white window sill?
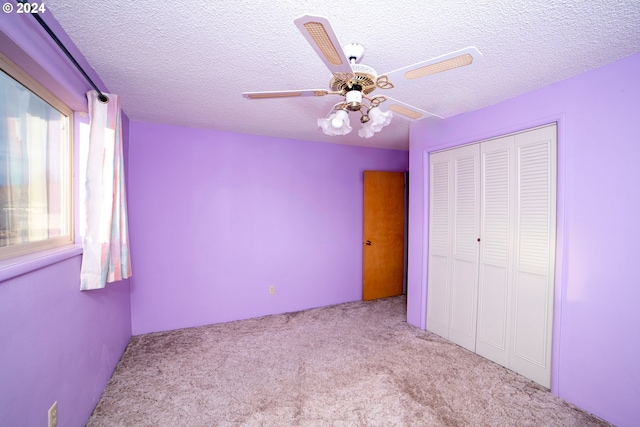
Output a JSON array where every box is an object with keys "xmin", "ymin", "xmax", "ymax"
[{"xmin": 0, "ymin": 244, "xmax": 83, "ymax": 283}]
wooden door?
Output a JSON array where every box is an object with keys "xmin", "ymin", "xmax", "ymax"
[{"xmin": 362, "ymin": 171, "xmax": 405, "ymax": 301}]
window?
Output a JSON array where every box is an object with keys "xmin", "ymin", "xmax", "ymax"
[{"xmin": 0, "ymin": 54, "xmax": 73, "ymax": 260}]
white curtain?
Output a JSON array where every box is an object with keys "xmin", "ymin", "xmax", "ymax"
[{"xmin": 80, "ymin": 91, "xmax": 131, "ymax": 290}]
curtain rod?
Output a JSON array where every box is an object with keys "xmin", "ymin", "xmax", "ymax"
[{"xmin": 18, "ymin": 0, "xmax": 109, "ymax": 103}]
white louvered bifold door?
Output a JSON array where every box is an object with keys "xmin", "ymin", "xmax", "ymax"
[
  {"xmin": 427, "ymin": 144, "xmax": 480, "ymax": 352},
  {"xmin": 427, "ymin": 124, "xmax": 556, "ymax": 388},
  {"xmin": 509, "ymin": 125, "xmax": 557, "ymax": 388},
  {"xmin": 476, "ymin": 135, "xmax": 515, "ymax": 367},
  {"xmin": 427, "ymin": 150, "xmax": 454, "ymax": 339},
  {"xmin": 448, "ymin": 147, "xmax": 480, "ymax": 351},
  {"xmin": 476, "ymin": 124, "xmax": 556, "ymax": 387}
]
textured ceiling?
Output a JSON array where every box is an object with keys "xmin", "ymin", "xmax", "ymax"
[{"xmin": 45, "ymin": 0, "xmax": 640, "ymax": 150}]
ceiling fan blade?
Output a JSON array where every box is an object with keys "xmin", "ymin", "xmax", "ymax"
[
  {"xmin": 294, "ymin": 15, "xmax": 353, "ymax": 79},
  {"xmin": 242, "ymin": 89, "xmax": 330, "ymax": 99},
  {"xmin": 379, "ymin": 47, "xmax": 482, "ymax": 87},
  {"xmin": 382, "ymin": 96, "xmax": 442, "ymax": 122}
]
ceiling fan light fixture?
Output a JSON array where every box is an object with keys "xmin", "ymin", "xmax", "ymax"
[
  {"xmin": 368, "ymin": 107, "xmax": 393, "ymax": 130},
  {"xmin": 357, "ymin": 107, "xmax": 393, "ymax": 138},
  {"xmin": 318, "ymin": 109, "xmax": 352, "ymax": 136},
  {"xmin": 247, "ymin": 17, "xmax": 482, "ymax": 140},
  {"xmin": 358, "ymin": 123, "xmax": 376, "ymax": 139},
  {"xmin": 331, "ymin": 109, "xmax": 349, "ymax": 128}
]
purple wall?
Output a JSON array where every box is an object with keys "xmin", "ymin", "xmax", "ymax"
[
  {"xmin": 407, "ymin": 53, "xmax": 640, "ymax": 426},
  {"xmin": 1, "ymin": 8, "xmax": 132, "ymax": 427},
  {"xmin": 0, "ymin": 259, "xmax": 131, "ymax": 427},
  {"xmin": 128, "ymin": 122, "xmax": 408, "ymax": 335}
]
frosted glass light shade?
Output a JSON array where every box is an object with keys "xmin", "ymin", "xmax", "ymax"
[
  {"xmin": 369, "ymin": 107, "xmax": 393, "ymax": 131},
  {"xmin": 358, "ymin": 123, "xmax": 376, "ymax": 138},
  {"xmin": 318, "ymin": 110, "xmax": 352, "ymax": 136},
  {"xmin": 358, "ymin": 107, "xmax": 393, "ymax": 138}
]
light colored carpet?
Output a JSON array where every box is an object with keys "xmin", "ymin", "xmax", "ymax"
[{"xmin": 87, "ymin": 296, "xmax": 610, "ymax": 426}]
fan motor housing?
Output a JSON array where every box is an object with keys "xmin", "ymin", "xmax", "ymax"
[{"xmin": 330, "ymin": 63, "xmax": 378, "ymax": 95}]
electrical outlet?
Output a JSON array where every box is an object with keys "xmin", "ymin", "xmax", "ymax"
[
  {"xmin": 48, "ymin": 401, "xmax": 58, "ymax": 427},
  {"xmin": 269, "ymin": 285, "xmax": 275, "ymax": 295}
]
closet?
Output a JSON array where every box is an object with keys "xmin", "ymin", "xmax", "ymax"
[{"xmin": 426, "ymin": 124, "xmax": 557, "ymax": 388}]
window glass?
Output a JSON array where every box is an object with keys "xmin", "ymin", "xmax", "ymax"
[{"xmin": 0, "ymin": 58, "xmax": 73, "ymax": 260}]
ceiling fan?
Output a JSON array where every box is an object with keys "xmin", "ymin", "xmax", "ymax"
[{"xmin": 242, "ymin": 15, "xmax": 482, "ymax": 138}]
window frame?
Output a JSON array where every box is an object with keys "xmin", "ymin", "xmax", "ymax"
[{"xmin": 0, "ymin": 52, "xmax": 75, "ymax": 261}]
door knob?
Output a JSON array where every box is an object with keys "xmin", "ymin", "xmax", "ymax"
[{"xmin": 365, "ymin": 240, "xmax": 372, "ymax": 245}]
